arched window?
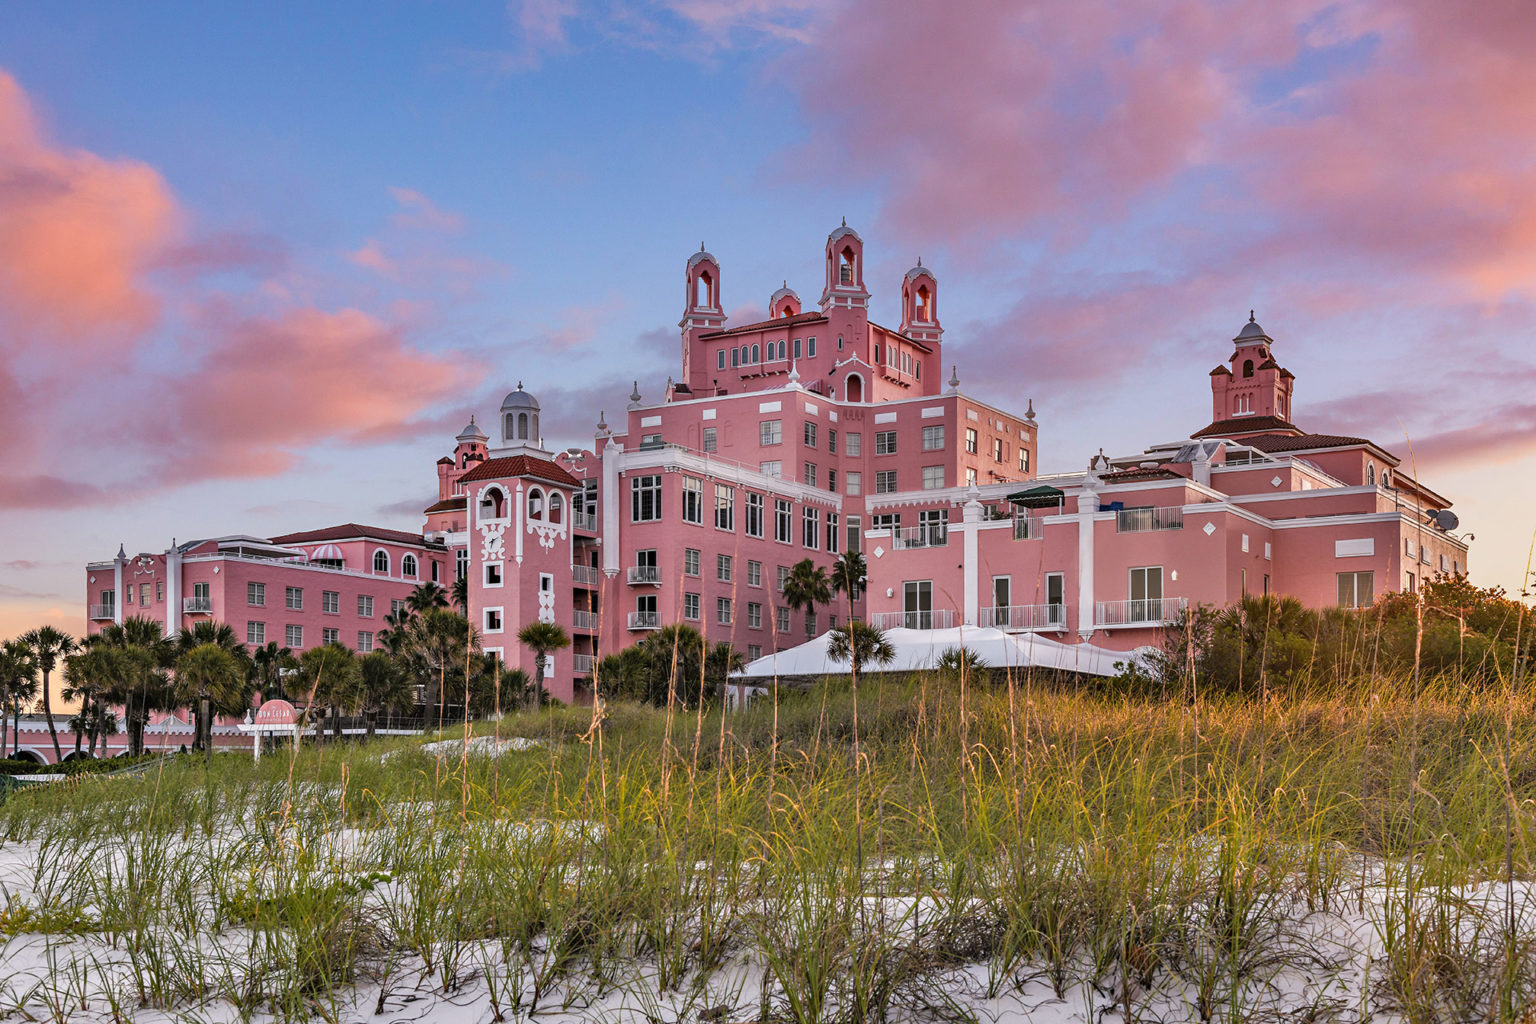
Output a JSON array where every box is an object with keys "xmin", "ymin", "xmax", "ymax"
[
  {"xmin": 1382, "ymin": 470, "xmax": 1390, "ymax": 488},
  {"xmin": 402, "ymin": 554, "xmax": 418, "ymax": 578},
  {"xmin": 528, "ymin": 487, "xmax": 545, "ymax": 520},
  {"xmin": 479, "ymin": 486, "xmax": 506, "ymax": 521},
  {"xmin": 731, "ymin": 348, "xmax": 739, "ymax": 368},
  {"xmin": 846, "ymin": 373, "xmax": 864, "ymax": 403},
  {"xmin": 752, "ymin": 344, "xmax": 760, "ymax": 363},
  {"xmin": 517, "ymin": 412, "xmax": 529, "ymax": 439},
  {"xmin": 504, "ymin": 413, "xmax": 515, "ymax": 439},
  {"xmin": 1366, "ymin": 464, "xmax": 1376, "ymax": 486},
  {"xmin": 694, "ymin": 270, "xmax": 712, "ymax": 308},
  {"xmin": 373, "ymin": 550, "xmax": 390, "ymax": 574},
  {"xmin": 1242, "ymin": 359, "xmax": 1254, "ymax": 378},
  {"xmin": 916, "ymin": 285, "xmax": 931, "ymax": 321},
  {"xmin": 839, "ymin": 246, "xmax": 855, "ymax": 285},
  {"xmin": 549, "ymin": 492, "xmax": 564, "ymax": 524}
]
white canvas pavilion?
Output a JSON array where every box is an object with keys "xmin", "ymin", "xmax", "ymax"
[{"xmin": 733, "ymin": 626, "xmax": 1147, "ymax": 681}]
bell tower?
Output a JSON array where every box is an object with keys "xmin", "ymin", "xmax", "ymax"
[
  {"xmin": 899, "ymin": 258, "xmax": 941, "ymax": 344},
  {"xmin": 1209, "ymin": 313, "xmax": 1297, "ymax": 428},
  {"xmin": 681, "ymin": 244, "xmax": 725, "ymax": 392},
  {"xmin": 820, "ymin": 219, "xmax": 869, "ymax": 311}
]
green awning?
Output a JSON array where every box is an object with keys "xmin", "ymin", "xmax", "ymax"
[{"xmin": 1006, "ymin": 484, "xmax": 1064, "ymax": 509}]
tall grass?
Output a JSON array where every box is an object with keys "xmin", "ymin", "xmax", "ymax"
[{"xmin": 0, "ymin": 662, "xmax": 1532, "ymax": 1021}]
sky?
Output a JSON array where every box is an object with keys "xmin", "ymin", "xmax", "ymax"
[{"xmin": 2, "ymin": 0, "xmax": 1534, "ymax": 639}]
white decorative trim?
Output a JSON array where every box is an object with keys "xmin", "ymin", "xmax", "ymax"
[
  {"xmin": 874, "ymin": 412, "xmax": 897, "ymax": 424},
  {"xmin": 758, "ymin": 401, "xmax": 782, "ymax": 413},
  {"xmin": 921, "ymin": 406, "xmax": 944, "ymax": 419}
]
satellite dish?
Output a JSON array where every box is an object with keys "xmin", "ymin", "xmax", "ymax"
[{"xmin": 1434, "ymin": 509, "xmax": 1459, "ymax": 532}]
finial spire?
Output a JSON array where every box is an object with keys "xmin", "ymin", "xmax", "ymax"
[
  {"xmin": 841, "ymin": 216, "xmax": 846, "ymax": 227},
  {"xmin": 1025, "ymin": 398, "xmax": 1036, "ymax": 422},
  {"xmin": 1249, "ymin": 310, "xmax": 1255, "ymax": 323},
  {"xmin": 517, "ymin": 380, "xmax": 523, "ymax": 391},
  {"xmin": 947, "ymin": 364, "xmax": 960, "ymax": 392},
  {"xmin": 916, "ymin": 255, "xmax": 922, "ymax": 267}
]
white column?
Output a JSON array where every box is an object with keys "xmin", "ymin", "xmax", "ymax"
[
  {"xmin": 1077, "ymin": 489, "xmax": 1099, "ymax": 638},
  {"xmin": 164, "ymin": 543, "xmax": 180, "ymax": 638},
  {"xmin": 514, "ymin": 482, "xmax": 525, "ymax": 566},
  {"xmin": 961, "ymin": 498, "xmax": 981, "ymax": 626},
  {"xmin": 601, "ymin": 440, "xmax": 622, "ymax": 574},
  {"xmin": 113, "ymin": 558, "xmax": 125, "ymax": 625}
]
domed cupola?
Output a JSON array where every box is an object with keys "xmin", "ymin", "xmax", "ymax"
[
  {"xmin": 456, "ymin": 415, "xmax": 489, "ymax": 445},
  {"xmin": 1233, "ymin": 311, "xmax": 1272, "ymax": 348},
  {"xmin": 821, "ymin": 218, "xmax": 870, "ymax": 310},
  {"xmin": 899, "ymin": 257, "xmax": 941, "ymax": 342},
  {"xmin": 770, "ymin": 281, "xmax": 801, "ymax": 318},
  {"xmin": 500, "ymin": 383, "xmax": 542, "ymax": 448}
]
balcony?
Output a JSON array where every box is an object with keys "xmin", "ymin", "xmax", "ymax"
[
  {"xmin": 88, "ymin": 604, "xmax": 116, "ymax": 621},
  {"xmin": 573, "ymin": 511, "xmax": 598, "ymax": 532},
  {"xmin": 627, "ymin": 566, "xmax": 662, "ymax": 585},
  {"xmin": 1013, "ymin": 515, "xmax": 1042, "ymax": 541},
  {"xmin": 870, "ymin": 609, "xmax": 956, "ymax": 631},
  {"xmin": 571, "ymin": 564, "xmax": 602, "ymax": 586},
  {"xmin": 183, "ymin": 597, "xmax": 213, "ymax": 614},
  {"xmin": 1094, "ymin": 597, "xmax": 1187, "ymax": 628},
  {"xmin": 627, "ymin": 611, "xmax": 660, "ymax": 630},
  {"xmin": 572, "ymin": 610, "xmax": 597, "ymax": 630},
  {"xmin": 891, "ymin": 524, "xmax": 948, "ymax": 550},
  {"xmin": 1116, "ymin": 506, "xmax": 1184, "ymax": 533},
  {"xmin": 980, "ymin": 603, "xmax": 1067, "ymax": 631},
  {"xmin": 571, "ymin": 653, "xmax": 596, "ymax": 675}
]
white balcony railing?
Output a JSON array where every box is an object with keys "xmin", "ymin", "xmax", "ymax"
[
  {"xmin": 572, "ymin": 610, "xmax": 597, "ymax": 630},
  {"xmin": 571, "ymin": 653, "xmax": 595, "ymax": 674},
  {"xmin": 870, "ymin": 608, "xmax": 956, "ymax": 631},
  {"xmin": 1094, "ymin": 597, "xmax": 1187, "ymax": 627},
  {"xmin": 1116, "ymin": 506, "xmax": 1184, "ymax": 533},
  {"xmin": 627, "ymin": 566, "xmax": 662, "ymax": 585},
  {"xmin": 1013, "ymin": 515, "xmax": 1042, "ymax": 540},
  {"xmin": 183, "ymin": 597, "xmax": 213, "ymax": 614},
  {"xmin": 628, "ymin": 611, "xmax": 661, "ymax": 630},
  {"xmin": 88, "ymin": 604, "xmax": 116, "ymax": 620},
  {"xmin": 891, "ymin": 524, "xmax": 949, "ymax": 550},
  {"xmin": 571, "ymin": 564, "xmax": 602, "ymax": 586},
  {"xmin": 573, "ymin": 511, "xmax": 598, "ymax": 532},
  {"xmin": 979, "ymin": 603, "xmax": 1067, "ymax": 631}
]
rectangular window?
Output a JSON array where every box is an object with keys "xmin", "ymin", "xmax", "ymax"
[
  {"xmin": 746, "ymin": 493, "xmax": 765, "ymax": 537},
  {"xmin": 632, "ymin": 474, "xmax": 662, "ymax": 522},
  {"xmin": 807, "ymin": 337, "xmax": 816, "ymax": 357},
  {"xmin": 805, "ymin": 611, "xmax": 817, "ymax": 636},
  {"xmin": 1046, "ymin": 573, "xmax": 1065, "ymax": 626},
  {"xmin": 682, "ymin": 476, "xmax": 704, "ymax": 524},
  {"xmin": 285, "ymin": 586, "xmax": 303, "ymax": 611},
  {"xmin": 966, "ymin": 467, "xmax": 978, "ymax": 486},
  {"xmin": 845, "ymin": 515, "xmax": 861, "ymax": 553},
  {"xmin": 432, "ymin": 559, "xmax": 440, "ymax": 583},
  {"xmin": 794, "ymin": 337, "xmax": 802, "ymax": 359},
  {"xmin": 124, "ymin": 585, "xmax": 132, "ymax": 606},
  {"xmin": 714, "ymin": 483, "xmax": 735, "ymax": 530},
  {"xmin": 804, "ymin": 421, "xmax": 818, "ymax": 448},
  {"xmin": 876, "ymin": 470, "xmax": 898, "ymax": 493},
  {"xmin": 717, "ymin": 554, "xmax": 733, "ymax": 582},
  {"xmin": 684, "ymin": 593, "xmax": 700, "ymax": 621},
  {"xmin": 1338, "ymin": 571, "xmax": 1374, "ymax": 609},
  {"xmin": 777, "ymin": 606, "xmax": 791, "ymax": 633},
  {"xmin": 156, "ymin": 581, "xmax": 164, "ymax": 602},
  {"xmin": 456, "ymin": 548, "xmax": 468, "ymax": 580},
  {"xmin": 747, "ymin": 560, "xmax": 762, "ymax": 587},
  {"xmin": 748, "ymin": 644, "xmax": 762, "ymax": 661},
  {"xmin": 802, "ymin": 506, "xmax": 820, "ymax": 549},
  {"xmin": 845, "ymin": 432, "xmax": 862, "ymax": 456},
  {"xmin": 322, "ymin": 627, "xmax": 340, "ymax": 646},
  {"xmin": 775, "ymin": 500, "xmax": 793, "ymax": 543},
  {"xmin": 1129, "ymin": 567, "xmax": 1165, "ymax": 622},
  {"xmin": 804, "ymin": 462, "xmax": 818, "ymax": 487},
  {"xmin": 828, "ymin": 429, "xmax": 837, "ymax": 454},
  {"xmin": 358, "ymin": 595, "xmax": 374, "ymax": 617},
  {"xmin": 684, "ymin": 548, "xmax": 700, "ymax": 576},
  {"xmin": 702, "ymin": 426, "xmax": 717, "ymax": 452},
  {"xmin": 392, "ymin": 599, "xmax": 406, "ymax": 615},
  {"xmin": 777, "ymin": 565, "xmax": 790, "ymax": 592},
  {"xmin": 641, "ymin": 433, "xmax": 663, "ymax": 450},
  {"xmin": 484, "ymin": 609, "xmax": 502, "ymax": 632},
  {"xmin": 827, "ymin": 469, "xmax": 837, "ymax": 492},
  {"xmin": 826, "ymin": 512, "xmax": 840, "ymax": 553},
  {"xmin": 993, "ymin": 438, "xmax": 1005, "ymax": 462},
  {"xmin": 140, "ymin": 583, "xmax": 151, "ymax": 606},
  {"xmin": 718, "ymin": 349, "xmax": 726, "ymax": 370},
  {"xmin": 194, "ymin": 581, "xmax": 209, "ymax": 603},
  {"xmin": 248, "ymin": 582, "xmax": 266, "ymax": 607},
  {"xmin": 922, "ymin": 465, "xmax": 944, "ymax": 489},
  {"xmin": 922, "ymin": 425, "xmax": 945, "ymax": 450},
  {"xmin": 1018, "ymin": 448, "xmax": 1029, "ymax": 473},
  {"xmin": 872, "ymin": 513, "xmax": 901, "ymax": 530},
  {"xmin": 732, "ymin": 347, "xmax": 739, "ymax": 367},
  {"xmin": 286, "ymin": 624, "xmax": 303, "ymax": 648},
  {"xmin": 246, "ymin": 621, "xmax": 265, "ymax": 645},
  {"xmin": 322, "ymin": 590, "xmax": 339, "ymax": 614},
  {"xmin": 875, "ymin": 430, "xmax": 897, "ymax": 455},
  {"xmin": 357, "ymin": 631, "xmax": 374, "ymax": 652},
  {"xmin": 717, "ymin": 597, "xmax": 733, "ymax": 625},
  {"xmin": 760, "ymin": 419, "xmax": 782, "ymax": 446},
  {"xmin": 903, "ymin": 580, "xmax": 933, "ymax": 629},
  {"xmin": 760, "ymin": 460, "xmax": 782, "ymax": 477},
  {"xmin": 485, "ymin": 562, "xmax": 502, "ymax": 586},
  {"xmin": 846, "ymin": 472, "xmax": 862, "ymax": 495}
]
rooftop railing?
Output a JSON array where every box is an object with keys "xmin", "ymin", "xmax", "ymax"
[
  {"xmin": 891, "ymin": 524, "xmax": 949, "ymax": 550},
  {"xmin": 1013, "ymin": 515, "xmax": 1042, "ymax": 540},
  {"xmin": 1116, "ymin": 506, "xmax": 1184, "ymax": 533}
]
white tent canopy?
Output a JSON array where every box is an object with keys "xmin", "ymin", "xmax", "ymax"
[{"xmin": 733, "ymin": 627, "xmax": 1147, "ymax": 680}]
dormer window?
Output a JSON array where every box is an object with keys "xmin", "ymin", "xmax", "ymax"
[{"xmin": 1242, "ymin": 359, "xmax": 1254, "ymax": 378}]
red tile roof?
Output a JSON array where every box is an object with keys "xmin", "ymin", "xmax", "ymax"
[
  {"xmin": 457, "ymin": 454, "xmax": 579, "ymax": 487},
  {"xmin": 423, "ymin": 496, "xmax": 467, "ymax": 514},
  {"xmin": 699, "ymin": 311, "xmax": 828, "ymax": 338},
  {"xmin": 1100, "ymin": 467, "xmax": 1183, "ymax": 482},
  {"xmin": 1240, "ymin": 432, "xmax": 1381, "ymax": 454},
  {"xmin": 1191, "ymin": 415, "xmax": 1302, "ymax": 438},
  {"xmin": 1210, "ymin": 364, "xmax": 1233, "ymax": 376},
  {"xmin": 270, "ymin": 524, "xmax": 441, "ymax": 547}
]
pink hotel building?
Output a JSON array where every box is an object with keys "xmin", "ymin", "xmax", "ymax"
[{"xmin": 86, "ymin": 223, "xmax": 1470, "ymax": 704}]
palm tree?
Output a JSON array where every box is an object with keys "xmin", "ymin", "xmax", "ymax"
[
  {"xmin": 21, "ymin": 626, "xmax": 78, "ymax": 762},
  {"xmin": 516, "ymin": 621, "xmax": 570, "ymax": 707},
  {"xmin": 63, "ymin": 643, "xmax": 116, "ymax": 756},
  {"xmin": 830, "ymin": 549, "xmax": 867, "ymax": 624},
  {"xmin": 407, "ymin": 582, "xmax": 449, "ymax": 614},
  {"xmin": 298, "ymin": 644, "xmax": 361, "ymax": 740},
  {"xmin": 252, "ymin": 641, "xmax": 297, "ymax": 701},
  {"xmin": 827, "ymin": 621, "xmax": 896, "ymax": 680},
  {"xmin": 401, "ymin": 607, "xmax": 478, "ymax": 717},
  {"xmin": 93, "ymin": 617, "xmax": 174, "ymax": 756},
  {"xmin": 450, "ymin": 574, "xmax": 469, "ymax": 615},
  {"xmin": 174, "ymin": 622, "xmax": 250, "ymax": 750},
  {"xmin": 0, "ymin": 640, "xmax": 36, "ymax": 760},
  {"xmin": 936, "ymin": 645, "xmax": 987, "ymax": 679},
  {"xmin": 358, "ymin": 651, "xmax": 415, "ymax": 735},
  {"xmin": 174, "ymin": 644, "xmax": 247, "ymax": 756},
  {"xmin": 378, "ymin": 607, "xmax": 415, "ymax": 656},
  {"xmin": 783, "ymin": 559, "xmax": 832, "ymax": 642}
]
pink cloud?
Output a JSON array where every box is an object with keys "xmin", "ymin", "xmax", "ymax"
[
  {"xmin": 0, "ymin": 70, "xmax": 182, "ymax": 340},
  {"xmin": 348, "ymin": 238, "xmax": 397, "ymax": 278},
  {"xmin": 387, "ymin": 187, "xmax": 465, "ymax": 234}
]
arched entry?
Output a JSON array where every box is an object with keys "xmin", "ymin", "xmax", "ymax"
[{"xmin": 845, "ymin": 373, "xmax": 865, "ymax": 403}]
